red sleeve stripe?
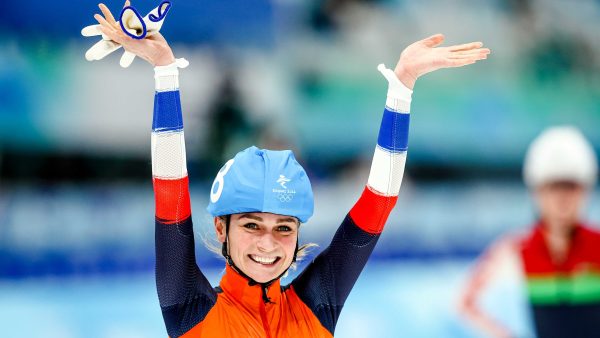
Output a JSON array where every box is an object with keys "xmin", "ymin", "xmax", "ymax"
[
  {"xmin": 349, "ymin": 186, "xmax": 398, "ymax": 234},
  {"xmin": 153, "ymin": 176, "xmax": 191, "ymax": 224}
]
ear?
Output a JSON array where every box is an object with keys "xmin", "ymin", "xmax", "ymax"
[{"xmin": 214, "ymin": 217, "xmax": 227, "ymax": 243}]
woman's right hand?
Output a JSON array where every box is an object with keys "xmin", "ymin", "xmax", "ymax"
[{"xmin": 94, "ymin": 1, "xmax": 175, "ymax": 67}]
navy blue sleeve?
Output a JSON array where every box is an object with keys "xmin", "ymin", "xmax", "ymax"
[
  {"xmin": 290, "ymin": 215, "xmax": 380, "ymax": 335},
  {"xmin": 155, "ymin": 217, "xmax": 217, "ymax": 337}
]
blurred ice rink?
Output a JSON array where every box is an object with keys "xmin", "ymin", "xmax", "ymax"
[{"xmin": 0, "ymin": 261, "xmax": 533, "ymax": 338}]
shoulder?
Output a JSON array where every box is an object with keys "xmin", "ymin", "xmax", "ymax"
[
  {"xmin": 477, "ymin": 228, "xmax": 534, "ymax": 267},
  {"xmin": 492, "ymin": 228, "xmax": 532, "ymax": 253},
  {"xmin": 472, "ymin": 232, "xmax": 524, "ymax": 268},
  {"xmin": 578, "ymin": 223, "xmax": 600, "ymax": 242},
  {"xmin": 580, "ymin": 223, "xmax": 600, "ymax": 234}
]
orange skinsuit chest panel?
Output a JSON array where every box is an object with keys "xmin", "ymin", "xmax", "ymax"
[{"xmin": 181, "ymin": 265, "xmax": 333, "ymax": 338}]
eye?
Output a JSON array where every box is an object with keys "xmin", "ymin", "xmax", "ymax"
[
  {"xmin": 243, "ymin": 223, "xmax": 259, "ymax": 230},
  {"xmin": 276, "ymin": 225, "xmax": 293, "ymax": 233}
]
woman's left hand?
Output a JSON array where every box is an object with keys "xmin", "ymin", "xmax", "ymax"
[{"xmin": 394, "ymin": 34, "xmax": 490, "ymax": 90}]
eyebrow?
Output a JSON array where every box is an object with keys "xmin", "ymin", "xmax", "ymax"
[
  {"xmin": 238, "ymin": 214, "xmax": 298, "ymax": 224},
  {"xmin": 276, "ymin": 217, "xmax": 298, "ymax": 224},
  {"xmin": 238, "ymin": 214, "xmax": 263, "ymax": 222}
]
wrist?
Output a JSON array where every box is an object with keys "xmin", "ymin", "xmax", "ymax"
[
  {"xmin": 153, "ymin": 53, "xmax": 176, "ymax": 67},
  {"xmin": 151, "ymin": 45, "xmax": 176, "ymax": 67},
  {"xmin": 377, "ymin": 64, "xmax": 413, "ymax": 107},
  {"xmin": 154, "ymin": 58, "xmax": 189, "ymax": 91},
  {"xmin": 393, "ymin": 63, "xmax": 416, "ymax": 90}
]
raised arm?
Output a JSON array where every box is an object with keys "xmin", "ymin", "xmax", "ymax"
[
  {"xmin": 291, "ymin": 34, "xmax": 490, "ymax": 335},
  {"xmin": 152, "ymin": 61, "xmax": 218, "ymax": 337},
  {"xmin": 92, "ymin": 4, "xmax": 216, "ymax": 336},
  {"xmin": 353, "ymin": 33, "xmax": 490, "ymax": 230}
]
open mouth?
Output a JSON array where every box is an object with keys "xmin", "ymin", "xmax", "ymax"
[{"xmin": 249, "ymin": 255, "xmax": 280, "ymax": 266}]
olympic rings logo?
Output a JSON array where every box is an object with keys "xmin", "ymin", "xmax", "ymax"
[{"xmin": 277, "ymin": 193, "xmax": 294, "ymax": 202}]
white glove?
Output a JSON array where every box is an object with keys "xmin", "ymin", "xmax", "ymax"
[{"xmin": 81, "ymin": 1, "xmax": 172, "ymax": 68}]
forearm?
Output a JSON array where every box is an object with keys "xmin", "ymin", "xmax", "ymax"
[
  {"xmin": 152, "ymin": 60, "xmax": 191, "ymax": 224},
  {"xmin": 460, "ymin": 238, "xmax": 521, "ymax": 338},
  {"xmin": 348, "ymin": 64, "xmax": 412, "ymax": 234},
  {"xmin": 461, "ymin": 303, "xmax": 514, "ymax": 338},
  {"xmin": 460, "ymin": 278, "xmax": 509, "ymax": 337}
]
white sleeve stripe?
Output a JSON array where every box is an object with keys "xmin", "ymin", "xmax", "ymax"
[
  {"xmin": 367, "ymin": 145, "xmax": 407, "ymax": 197},
  {"xmin": 151, "ymin": 131, "xmax": 188, "ymax": 179},
  {"xmin": 385, "ymin": 97, "xmax": 411, "ymax": 113},
  {"xmin": 155, "ymin": 74, "xmax": 179, "ymax": 92},
  {"xmin": 153, "ymin": 58, "xmax": 188, "ymax": 91}
]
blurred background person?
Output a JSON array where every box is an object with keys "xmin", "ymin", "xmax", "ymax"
[{"xmin": 460, "ymin": 126, "xmax": 600, "ymax": 338}]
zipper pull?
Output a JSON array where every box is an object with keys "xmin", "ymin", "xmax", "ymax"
[{"xmin": 261, "ymin": 284, "xmax": 272, "ymax": 304}]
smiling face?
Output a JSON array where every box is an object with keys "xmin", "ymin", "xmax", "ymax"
[{"xmin": 215, "ymin": 212, "xmax": 299, "ymax": 283}]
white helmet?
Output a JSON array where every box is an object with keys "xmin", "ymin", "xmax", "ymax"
[{"xmin": 523, "ymin": 126, "xmax": 597, "ymax": 188}]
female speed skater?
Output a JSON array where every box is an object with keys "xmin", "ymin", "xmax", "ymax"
[{"xmin": 85, "ymin": 2, "xmax": 490, "ymax": 337}]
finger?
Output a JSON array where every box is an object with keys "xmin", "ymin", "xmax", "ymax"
[
  {"xmin": 120, "ymin": 51, "xmax": 136, "ymax": 68},
  {"xmin": 85, "ymin": 40, "xmax": 121, "ymax": 61},
  {"xmin": 421, "ymin": 34, "xmax": 445, "ymax": 48},
  {"xmin": 447, "ymin": 60, "xmax": 476, "ymax": 68},
  {"xmin": 124, "ymin": 0, "xmax": 130, "ymax": 8},
  {"xmin": 447, "ymin": 49, "xmax": 491, "ymax": 58},
  {"xmin": 99, "ymin": 3, "xmax": 118, "ymax": 26},
  {"xmin": 98, "ymin": 25, "xmax": 115, "ymax": 41},
  {"xmin": 81, "ymin": 24, "xmax": 102, "ymax": 37},
  {"xmin": 98, "ymin": 24, "xmax": 126, "ymax": 44},
  {"xmin": 94, "ymin": 13, "xmax": 122, "ymax": 38},
  {"xmin": 448, "ymin": 41, "xmax": 484, "ymax": 52},
  {"xmin": 447, "ymin": 55, "xmax": 489, "ymax": 64},
  {"xmin": 94, "ymin": 14, "xmax": 117, "ymax": 39},
  {"xmin": 94, "ymin": 13, "xmax": 113, "ymax": 29},
  {"xmin": 446, "ymin": 58, "xmax": 483, "ymax": 67}
]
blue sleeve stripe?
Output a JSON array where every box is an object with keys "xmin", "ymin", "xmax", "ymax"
[
  {"xmin": 377, "ymin": 108, "xmax": 410, "ymax": 152},
  {"xmin": 152, "ymin": 90, "xmax": 183, "ymax": 132}
]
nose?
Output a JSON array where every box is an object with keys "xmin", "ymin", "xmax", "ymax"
[{"xmin": 256, "ymin": 233, "xmax": 278, "ymax": 252}]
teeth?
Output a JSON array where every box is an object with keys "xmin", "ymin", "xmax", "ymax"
[{"xmin": 251, "ymin": 255, "xmax": 277, "ymax": 264}]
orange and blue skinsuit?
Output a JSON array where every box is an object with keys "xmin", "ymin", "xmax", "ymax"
[{"xmin": 151, "ymin": 62, "xmax": 412, "ymax": 337}]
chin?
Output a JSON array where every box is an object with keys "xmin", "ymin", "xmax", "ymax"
[
  {"xmin": 243, "ymin": 264, "xmax": 284, "ymax": 283},
  {"xmin": 242, "ymin": 255, "xmax": 290, "ymax": 283},
  {"xmin": 249, "ymin": 271, "xmax": 281, "ymax": 283},
  {"xmin": 562, "ymin": 215, "xmax": 579, "ymax": 226},
  {"xmin": 551, "ymin": 213, "xmax": 578, "ymax": 226}
]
